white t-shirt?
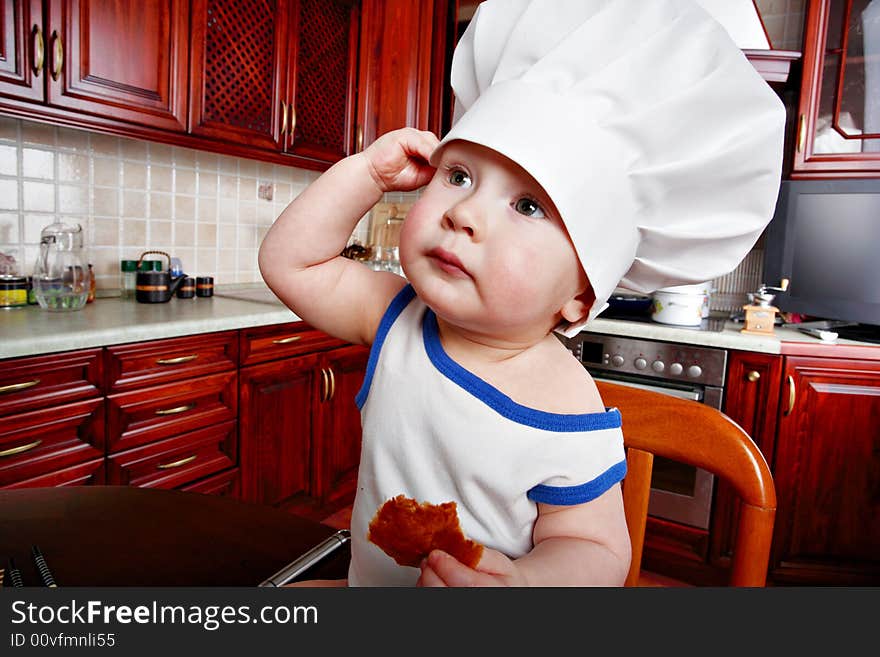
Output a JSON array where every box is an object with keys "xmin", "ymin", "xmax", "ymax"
[{"xmin": 348, "ymin": 285, "xmax": 626, "ymax": 586}]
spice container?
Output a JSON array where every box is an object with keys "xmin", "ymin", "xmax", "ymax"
[
  {"xmin": 87, "ymin": 264, "xmax": 96, "ymax": 303},
  {"xmin": 176, "ymin": 277, "xmax": 195, "ymax": 299},
  {"xmin": 196, "ymin": 276, "xmax": 214, "ymax": 297},
  {"xmin": 0, "ymin": 275, "xmax": 28, "ymax": 309},
  {"xmin": 120, "ymin": 260, "xmax": 137, "ymax": 299}
]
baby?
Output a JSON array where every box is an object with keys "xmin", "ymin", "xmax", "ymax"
[{"xmin": 258, "ymin": 0, "xmax": 784, "ymax": 586}]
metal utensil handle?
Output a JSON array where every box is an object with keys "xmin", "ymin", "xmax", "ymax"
[{"xmin": 258, "ymin": 529, "xmax": 351, "ymax": 587}]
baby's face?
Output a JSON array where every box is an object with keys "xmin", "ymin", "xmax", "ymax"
[{"xmin": 399, "ymin": 140, "xmax": 589, "ymax": 341}]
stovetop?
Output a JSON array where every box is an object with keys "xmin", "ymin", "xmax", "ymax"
[{"xmin": 597, "ymin": 309, "xmax": 728, "ymax": 333}]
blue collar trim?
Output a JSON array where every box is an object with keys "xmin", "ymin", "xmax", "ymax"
[{"xmin": 422, "ymin": 309, "xmax": 622, "ymax": 432}]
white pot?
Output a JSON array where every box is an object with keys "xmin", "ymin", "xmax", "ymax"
[{"xmin": 651, "ymin": 289, "xmax": 706, "ymax": 326}]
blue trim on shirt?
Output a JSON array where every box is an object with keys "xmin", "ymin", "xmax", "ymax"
[
  {"xmin": 527, "ymin": 460, "xmax": 628, "ymax": 506},
  {"xmin": 355, "ymin": 284, "xmax": 417, "ymax": 410},
  {"xmin": 422, "ymin": 308, "xmax": 622, "ymax": 432}
]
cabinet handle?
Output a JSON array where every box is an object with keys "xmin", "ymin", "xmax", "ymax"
[
  {"xmin": 784, "ymin": 375, "xmax": 796, "ymax": 416},
  {"xmin": 289, "ymin": 106, "xmax": 296, "ymax": 136},
  {"xmin": 327, "ymin": 368, "xmax": 336, "ymax": 401},
  {"xmin": 356, "ymin": 125, "xmax": 364, "ymax": 152},
  {"xmin": 320, "ymin": 368, "xmax": 329, "ymax": 402},
  {"xmin": 156, "ymin": 354, "xmax": 199, "ymax": 365},
  {"xmin": 747, "ymin": 370, "xmax": 761, "ymax": 383},
  {"xmin": 281, "ymin": 101, "xmax": 289, "ymax": 135},
  {"xmin": 50, "ymin": 30, "xmax": 62, "ymax": 81},
  {"xmin": 0, "ymin": 379, "xmax": 40, "ymax": 394},
  {"xmin": 796, "ymin": 114, "xmax": 806, "ymax": 153},
  {"xmin": 157, "ymin": 454, "xmax": 197, "ymax": 470},
  {"xmin": 32, "ymin": 25, "xmax": 44, "ymax": 75},
  {"xmin": 272, "ymin": 336, "xmax": 302, "ymax": 345},
  {"xmin": 155, "ymin": 403, "xmax": 196, "ymax": 416},
  {"xmin": 0, "ymin": 439, "xmax": 42, "ymax": 458}
]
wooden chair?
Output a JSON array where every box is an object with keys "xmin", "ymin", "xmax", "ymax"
[{"xmin": 596, "ymin": 380, "xmax": 777, "ymax": 587}]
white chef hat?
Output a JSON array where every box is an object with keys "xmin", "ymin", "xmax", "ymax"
[{"xmin": 433, "ymin": 0, "xmax": 786, "ymax": 336}]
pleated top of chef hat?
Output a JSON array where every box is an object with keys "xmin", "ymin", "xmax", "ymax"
[{"xmin": 434, "ymin": 0, "xmax": 786, "ymax": 336}]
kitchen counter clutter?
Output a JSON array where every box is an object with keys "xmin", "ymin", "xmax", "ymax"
[{"xmin": 2, "ymin": 284, "xmax": 879, "ymax": 361}]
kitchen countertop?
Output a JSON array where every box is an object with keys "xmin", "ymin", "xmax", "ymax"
[
  {"xmin": 0, "ymin": 290, "xmax": 300, "ymax": 359},
  {"xmin": 1, "ymin": 284, "xmax": 877, "ymax": 359}
]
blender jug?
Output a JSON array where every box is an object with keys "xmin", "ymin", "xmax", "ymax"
[{"xmin": 32, "ymin": 221, "xmax": 91, "ymax": 311}]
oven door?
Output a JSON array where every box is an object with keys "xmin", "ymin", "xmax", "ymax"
[{"xmin": 590, "ymin": 371, "xmax": 718, "ymax": 530}]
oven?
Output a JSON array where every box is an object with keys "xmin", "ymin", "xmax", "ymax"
[{"xmin": 566, "ymin": 332, "xmax": 727, "ymax": 530}]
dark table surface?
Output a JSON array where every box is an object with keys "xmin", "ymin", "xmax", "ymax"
[{"xmin": 0, "ymin": 486, "xmax": 350, "ymax": 586}]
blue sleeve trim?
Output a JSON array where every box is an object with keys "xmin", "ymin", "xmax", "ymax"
[
  {"xmin": 423, "ymin": 308, "xmax": 622, "ymax": 432},
  {"xmin": 355, "ymin": 284, "xmax": 417, "ymax": 410},
  {"xmin": 527, "ymin": 460, "xmax": 627, "ymax": 506}
]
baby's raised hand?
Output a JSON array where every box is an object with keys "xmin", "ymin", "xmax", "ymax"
[
  {"xmin": 362, "ymin": 127, "xmax": 439, "ymax": 193},
  {"xmin": 416, "ymin": 548, "xmax": 528, "ymax": 587}
]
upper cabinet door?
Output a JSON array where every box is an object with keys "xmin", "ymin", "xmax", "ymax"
[
  {"xmin": 285, "ymin": 0, "xmax": 360, "ymax": 163},
  {"xmin": 44, "ymin": 0, "xmax": 189, "ymax": 131},
  {"xmin": 794, "ymin": 0, "xmax": 880, "ymax": 177},
  {"xmin": 189, "ymin": 0, "xmax": 290, "ymax": 151},
  {"xmin": 0, "ymin": 0, "xmax": 44, "ymax": 102}
]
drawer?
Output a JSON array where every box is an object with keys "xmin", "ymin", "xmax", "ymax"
[
  {"xmin": 106, "ymin": 421, "xmax": 237, "ymax": 489},
  {"xmin": 0, "ymin": 349, "xmax": 103, "ymax": 418},
  {"xmin": 106, "ymin": 331, "xmax": 238, "ymax": 393},
  {"xmin": 240, "ymin": 322, "xmax": 345, "ymax": 367},
  {"xmin": 0, "ymin": 399, "xmax": 105, "ymax": 486},
  {"xmin": 180, "ymin": 468, "xmax": 240, "ymax": 498},
  {"xmin": 106, "ymin": 371, "xmax": 237, "ymax": 453},
  {"xmin": 3, "ymin": 458, "xmax": 105, "ymax": 489}
]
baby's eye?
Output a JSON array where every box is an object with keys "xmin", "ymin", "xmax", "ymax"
[
  {"xmin": 447, "ymin": 168, "xmax": 471, "ymax": 187},
  {"xmin": 514, "ymin": 197, "xmax": 546, "ymax": 218}
]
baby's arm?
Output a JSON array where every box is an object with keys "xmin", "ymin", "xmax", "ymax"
[
  {"xmin": 258, "ymin": 128, "xmax": 439, "ymax": 346},
  {"xmin": 418, "ymin": 486, "xmax": 632, "ymax": 587}
]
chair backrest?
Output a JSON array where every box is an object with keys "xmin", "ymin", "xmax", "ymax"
[{"xmin": 596, "ymin": 380, "xmax": 777, "ymax": 587}]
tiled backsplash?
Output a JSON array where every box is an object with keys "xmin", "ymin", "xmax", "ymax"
[
  {"xmin": 0, "ymin": 115, "xmax": 762, "ymax": 311},
  {"xmin": 0, "ymin": 117, "xmax": 321, "ymax": 291}
]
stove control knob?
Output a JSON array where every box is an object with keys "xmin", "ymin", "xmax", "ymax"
[
  {"xmin": 687, "ymin": 365, "xmax": 703, "ymax": 378},
  {"xmin": 670, "ymin": 363, "xmax": 683, "ymax": 376},
  {"xmin": 651, "ymin": 360, "xmax": 665, "ymax": 373},
  {"xmin": 634, "ymin": 357, "xmax": 648, "ymax": 370},
  {"xmin": 611, "ymin": 354, "xmax": 625, "ymax": 367}
]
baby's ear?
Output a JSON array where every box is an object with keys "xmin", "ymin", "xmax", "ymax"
[{"xmin": 560, "ymin": 288, "xmax": 596, "ymax": 325}]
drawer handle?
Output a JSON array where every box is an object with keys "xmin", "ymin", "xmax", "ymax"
[
  {"xmin": 156, "ymin": 354, "xmax": 199, "ymax": 365},
  {"xmin": 272, "ymin": 336, "xmax": 302, "ymax": 345},
  {"xmin": 155, "ymin": 403, "xmax": 196, "ymax": 416},
  {"xmin": 157, "ymin": 455, "xmax": 197, "ymax": 470},
  {"xmin": 747, "ymin": 371, "xmax": 761, "ymax": 383},
  {"xmin": 0, "ymin": 439, "xmax": 42, "ymax": 458},
  {"xmin": 0, "ymin": 379, "xmax": 40, "ymax": 394}
]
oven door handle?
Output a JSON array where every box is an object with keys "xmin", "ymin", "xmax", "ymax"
[{"xmin": 594, "ymin": 377, "xmax": 702, "ymax": 403}]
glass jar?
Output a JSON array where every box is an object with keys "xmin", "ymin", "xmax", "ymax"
[{"xmin": 120, "ymin": 260, "xmax": 137, "ymax": 299}]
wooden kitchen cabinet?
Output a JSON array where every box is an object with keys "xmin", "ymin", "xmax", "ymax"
[
  {"xmin": 714, "ymin": 351, "xmax": 783, "ymax": 569},
  {"xmin": 356, "ymin": 0, "xmax": 450, "ymax": 148},
  {"xmin": 0, "ymin": 347, "xmax": 105, "ymax": 488},
  {"xmin": 0, "ymin": 0, "xmax": 190, "ymax": 131},
  {"xmin": 189, "ymin": 0, "xmax": 359, "ymax": 166},
  {"xmin": 238, "ymin": 324, "xmax": 367, "ymax": 517},
  {"xmin": 792, "ymin": 0, "xmax": 880, "ymax": 177},
  {"xmin": 311, "ymin": 344, "xmax": 369, "ymax": 504},
  {"xmin": 769, "ymin": 355, "xmax": 880, "ymax": 584},
  {"xmin": 0, "ymin": 0, "xmax": 43, "ymax": 102}
]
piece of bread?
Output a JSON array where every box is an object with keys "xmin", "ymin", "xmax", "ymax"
[{"xmin": 367, "ymin": 495, "xmax": 484, "ymax": 569}]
